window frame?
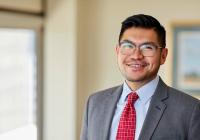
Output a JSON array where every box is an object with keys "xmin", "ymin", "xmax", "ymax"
[{"xmin": 0, "ymin": 11, "xmax": 43, "ymax": 140}]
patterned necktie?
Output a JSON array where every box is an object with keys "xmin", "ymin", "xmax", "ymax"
[{"xmin": 116, "ymin": 92, "xmax": 139, "ymax": 140}]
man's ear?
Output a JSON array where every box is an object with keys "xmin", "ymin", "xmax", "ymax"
[
  {"xmin": 115, "ymin": 44, "xmax": 120, "ymax": 54},
  {"xmin": 160, "ymin": 48, "xmax": 168, "ymax": 65}
]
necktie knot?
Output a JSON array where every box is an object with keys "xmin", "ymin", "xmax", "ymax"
[{"xmin": 127, "ymin": 92, "xmax": 138, "ymax": 105}]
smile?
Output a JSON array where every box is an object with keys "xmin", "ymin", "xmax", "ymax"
[{"xmin": 126, "ymin": 63, "xmax": 148, "ymax": 70}]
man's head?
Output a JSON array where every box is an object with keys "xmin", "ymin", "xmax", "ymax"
[
  {"xmin": 116, "ymin": 14, "xmax": 168, "ymax": 90},
  {"xmin": 119, "ymin": 14, "xmax": 166, "ymax": 48}
]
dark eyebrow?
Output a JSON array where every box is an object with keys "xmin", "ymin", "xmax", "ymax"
[
  {"xmin": 120, "ymin": 40, "xmax": 159, "ymax": 47},
  {"xmin": 141, "ymin": 42, "xmax": 159, "ymax": 47},
  {"xmin": 119, "ymin": 40, "xmax": 135, "ymax": 46}
]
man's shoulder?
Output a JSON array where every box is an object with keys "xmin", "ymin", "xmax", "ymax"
[
  {"xmin": 86, "ymin": 85, "xmax": 122, "ymax": 102},
  {"xmin": 90, "ymin": 85, "xmax": 122, "ymax": 97},
  {"xmin": 158, "ymin": 78, "xmax": 199, "ymax": 104},
  {"xmin": 85, "ymin": 85, "xmax": 122, "ymax": 108},
  {"xmin": 167, "ymin": 86, "xmax": 200, "ymax": 106}
]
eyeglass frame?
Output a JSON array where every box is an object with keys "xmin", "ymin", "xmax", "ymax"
[{"xmin": 119, "ymin": 40, "xmax": 163, "ymax": 57}]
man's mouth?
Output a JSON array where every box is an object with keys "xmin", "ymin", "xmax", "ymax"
[{"xmin": 126, "ymin": 63, "xmax": 148, "ymax": 70}]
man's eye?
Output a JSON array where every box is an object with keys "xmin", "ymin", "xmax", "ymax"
[
  {"xmin": 141, "ymin": 45, "xmax": 155, "ymax": 50},
  {"xmin": 121, "ymin": 43, "xmax": 133, "ymax": 49}
]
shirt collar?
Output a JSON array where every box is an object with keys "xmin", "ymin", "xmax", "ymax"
[{"xmin": 119, "ymin": 75, "xmax": 159, "ymax": 105}]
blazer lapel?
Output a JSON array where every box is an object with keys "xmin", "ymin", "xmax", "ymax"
[
  {"xmin": 139, "ymin": 78, "xmax": 168, "ymax": 140},
  {"xmin": 101, "ymin": 85, "xmax": 123, "ymax": 140}
]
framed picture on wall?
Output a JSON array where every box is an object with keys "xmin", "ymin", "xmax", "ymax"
[{"xmin": 172, "ymin": 22, "xmax": 200, "ymax": 93}]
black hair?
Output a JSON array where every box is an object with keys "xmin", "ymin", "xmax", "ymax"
[{"xmin": 119, "ymin": 14, "xmax": 166, "ymax": 48}]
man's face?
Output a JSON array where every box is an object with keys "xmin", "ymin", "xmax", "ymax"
[{"xmin": 116, "ymin": 27, "xmax": 168, "ymax": 86}]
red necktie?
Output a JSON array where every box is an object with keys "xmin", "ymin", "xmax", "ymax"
[{"xmin": 116, "ymin": 92, "xmax": 139, "ymax": 140}]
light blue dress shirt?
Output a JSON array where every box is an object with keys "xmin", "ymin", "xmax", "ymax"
[{"xmin": 109, "ymin": 76, "xmax": 159, "ymax": 140}]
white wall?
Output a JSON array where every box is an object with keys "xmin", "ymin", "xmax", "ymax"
[{"xmin": 43, "ymin": 0, "xmax": 77, "ymax": 140}]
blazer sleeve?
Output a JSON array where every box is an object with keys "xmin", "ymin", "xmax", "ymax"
[
  {"xmin": 188, "ymin": 101, "xmax": 200, "ymax": 140},
  {"xmin": 80, "ymin": 97, "xmax": 90, "ymax": 140}
]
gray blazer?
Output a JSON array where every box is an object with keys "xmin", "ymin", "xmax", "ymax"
[{"xmin": 80, "ymin": 78, "xmax": 200, "ymax": 140}]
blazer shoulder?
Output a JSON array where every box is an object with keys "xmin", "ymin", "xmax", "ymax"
[
  {"xmin": 167, "ymin": 86, "xmax": 200, "ymax": 106},
  {"xmin": 89, "ymin": 85, "xmax": 122, "ymax": 99},
  {"xmin": 85, "ymin": 85, "xmax": 123, "ymax": 114}
]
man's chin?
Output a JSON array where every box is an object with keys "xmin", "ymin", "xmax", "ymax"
[{"xmin": 126, "ymin": 76, "xmax": 145, "ymax": 83}]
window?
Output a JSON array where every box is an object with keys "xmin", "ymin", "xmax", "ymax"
[{"xmin": 0, "ymin": 28, "xmax": 38, "ymax": 140}]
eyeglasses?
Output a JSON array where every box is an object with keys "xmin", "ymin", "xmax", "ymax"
[{"xmin": 119, "ymin": 40, "xmax": 163, "ymax": 57}]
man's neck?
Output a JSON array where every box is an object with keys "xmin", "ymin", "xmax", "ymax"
[{"xmin": 126, "ymin": 76, "xmax": 158, "ymax": 91}]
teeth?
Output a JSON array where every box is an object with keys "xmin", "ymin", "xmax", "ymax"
[
  {"xmin": 127, "ymin": 63, "xmax": 147, "ymax": 70},
  {"xmin": 128, "ymin": 64, "xmax": 143, "ymax": 67},
  {"xmin": 134, "ymin": 64, "xmax": 141, "ymax": 68}
]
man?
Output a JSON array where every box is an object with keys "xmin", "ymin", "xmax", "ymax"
[{"xmin": 80, "ymin": 14, "xmax": 200, "ymax": 140}]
